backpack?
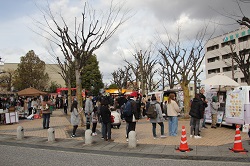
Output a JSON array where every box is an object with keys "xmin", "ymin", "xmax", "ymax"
[
  {"xmin": 123, "ymin": 100, "xmax": 132, "ymax": 117},
  {"xmin": 146, "ymin": 103, "xmax": 157, "ymax": 119}
]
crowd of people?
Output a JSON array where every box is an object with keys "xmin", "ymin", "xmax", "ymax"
[
  {"xmin": 0, "ymin": 87, "xmax": 224, "ymax": 141},
  {"xmin": 66, "ymin": 91, "xmax": 182, "ymax": 142}
]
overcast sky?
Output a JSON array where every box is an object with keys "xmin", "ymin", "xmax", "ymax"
[{"xmin": 0, "ymin": 0, "xmax": 250, "ymax": 85}]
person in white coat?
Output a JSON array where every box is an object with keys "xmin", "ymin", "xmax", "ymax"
[
  {"xmin": 167, "ymin": 93, "xmax": 180, "ymax": 136},
  {"xmin": 150, "ymin": 95, "xmax": 166, "ymax": 139},
  {"xmin": 70, "ymin": 101, "xmax": 81, "ymax": 138}
]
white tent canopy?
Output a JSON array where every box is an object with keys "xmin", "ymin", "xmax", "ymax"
[{"xmin": 201, "ymin": 73, "xmax": 240, "ymax": 88}]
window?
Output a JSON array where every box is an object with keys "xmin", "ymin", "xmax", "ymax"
[
  {"xmin": 207, "ymin": 44, "xmax": 219, "ymax": 52},
  {"xmin": 238, "ymin": 35, "xmax": 249, "ymax": 43},
  {"xmin": 221, "ymin": 39, "xmax": 235, "ymax": 47},
  {"xmin": 207, "ymin": 56, "xmax": 220, "ymax": 63},
  {"xmin": 222, "ymin": 52, "xmax": 236, "ymax": 59},
  {"xmin": 223, "ymin": 66, "xmax": 237, "ymax": 72},
  {"xmin": 208, "ymin": 68, "xmax": 220, "ymax": 74},
  {"xmin": 234, "ymin": 78, "xmax": 238, "ymax": 82},
  {"xmin": 190, "ymin": 87, "xmax": 193, "ymax": 91},
  {"xmin": 241, "ymin": 77, "xmax": 246, "ymax": 83},
  {"xmin": 239, "ymin": 49, "xmax": 250, "ymax": 56},
  {"xmin": 223, "ymin": 66, "xmax": 231, "ymax": 72}
]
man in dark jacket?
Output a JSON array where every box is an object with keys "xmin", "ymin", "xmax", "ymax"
[
  {"xmin": 189, "ymin": 94, "xmax": 204, "ymax": 138},
  {"xmin": 124, "ymin": 92, "xmax": 140, "ymax": 141},
  {"xmin": 199, "ymin": 88, "xmax": 208, "ymax": 128},
  {"xmin": 99, "ymin": 97, "xmax": 113, "ymax": 142}
]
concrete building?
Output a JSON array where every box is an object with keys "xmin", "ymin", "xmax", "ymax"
[
  {"xmin": 1, "ymin": 63, "xmax": 65, "ymax": 89},
  {"xmin": 205, "ymin": 26, "xmax": 249, "ymax": 86}
]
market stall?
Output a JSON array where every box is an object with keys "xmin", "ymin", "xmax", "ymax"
[
  {"xmin": 17, "ymin": 87, "xmax": 47, "ymax": 120},
  {"xmin": 201, "ymin": 73, "xmax": 240, "ymax": 127}
]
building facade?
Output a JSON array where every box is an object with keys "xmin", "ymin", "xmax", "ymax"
[
  {"xmin": 1, "ymin": 63, "xmax": 65, "ymax": 90},
  {"xmin": 205, "ymin": 26, "xmax": 249, "ymax": 86}
]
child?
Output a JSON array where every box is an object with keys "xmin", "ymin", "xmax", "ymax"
[{"xmin": 91, "ymin": 106, "xmax": 98, "ymax": 136}]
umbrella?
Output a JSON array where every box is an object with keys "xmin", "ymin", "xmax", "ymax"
[
  {"xmin": 17, "ymin": 87, "xmax": 47, "ymax": 96},
  {"xmin": 201, "ymin": 73, "xmax": 240, "ymax": 88}
]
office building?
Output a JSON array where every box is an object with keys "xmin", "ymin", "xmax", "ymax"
[{"xmin": 205, "ymin": 26, "xmax": 249, "ymax": 86}]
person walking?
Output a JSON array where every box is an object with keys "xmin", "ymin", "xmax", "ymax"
[
  {"xmin": 91, "ymin": 106, "xmax": 98, "ymax": 136},
  {"xmin": 63, "ymin": 96, "xmax": 68, "ymax": 114},
  {"xmin": 99, "ymin": 97, "xmax": 113, "ymax": 142},
  {"xmin": 150, "ymin": 95, "xmax": 166, "ymax": 139},
  {"xmin": 70, "ymin": 100, "xmax": 81, "ymax": 138},
  {"xmin": 210, "ymin": 96, "xmax": 220, "ymax": 128},
  {"xmin": 41, "ymin": 96, "xmax": 51, "ymax": 129},
  {"xmin": 167, "ymin": 93, "xmax": 180, "ymax": 136},
  {"xmin": 124, "ymin": 92, "xmax": 140, "ymax": 142},
  {"xmin": 189, "ymin": 94, "xmax": 204, "ymax": 138},
  {"xmin": 85, "ymin": 94, "xmax": 94, "ymax": 129}
]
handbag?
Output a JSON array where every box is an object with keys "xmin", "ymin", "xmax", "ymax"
[{"xmin": 110, "ymin": 115, "xmax": 114, "ymax": 123}]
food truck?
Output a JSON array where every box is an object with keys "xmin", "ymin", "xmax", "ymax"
[{"xmin": 205, "ymin": 86, "xmax": 250, "ymax": 127}]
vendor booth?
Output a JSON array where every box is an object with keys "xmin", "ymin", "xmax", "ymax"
[{"xmin": 201, "ymin": 73, "xmax": 244, "ymax": 127}]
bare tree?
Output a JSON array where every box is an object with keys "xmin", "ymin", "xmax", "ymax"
[
  {"xmin": 125, "ymin": 47, "xmax": 158, "ymax": 95},
  {"xmin": 228, "ymin": 44, "xmax": 250, "ymax": 85},
  {"xmin": 111, "ymin": 65, "xmax": 131, "ymax": 92},
  {"xmin": 158, "ymin": 26, "xmax": 212, "ymax": 116},
  {"xmin": 35, "ymin": 1, "xmax": 132, "ymax": 107},
  {"xmin": 158, "ymin": 56, "xmax": 178, "ymax": 89}
]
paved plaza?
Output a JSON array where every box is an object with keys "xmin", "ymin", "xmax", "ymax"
[{"xmin": 0, "ymin": 109, "xmax": 249, "ymax": 161}]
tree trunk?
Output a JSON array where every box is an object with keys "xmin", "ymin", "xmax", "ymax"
[
  {"xmin": 75, "ymin": 69, "xmax": 83, "ymax": 108},
  {"xmin": 181, "ymin": 83, "xmax": 191, "ymax": 118},
  {"xmin": 67, "ymin": 78, "xmax": 72, "ymax": 111}
]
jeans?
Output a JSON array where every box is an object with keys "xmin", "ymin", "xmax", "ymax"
[
  {"xmin": 202, "ymin": 113, "xmax": 206, "ymax": 127},
  {"xmin": 42, "ymin": 113, "xmax": 50, "ymax": 129},
  {"xmin": 64, "ymin": 106, "xmax": 67, "ymax": 114},
  {"xmin": 102, "ymin": 122, "xmax": 111, "ymax": 140},
  {"xmin": 92, "ymin": 122, "xmax": 97, "ymax": 133},
  {"xmin": 168, "ymin": 116, "xmax": 178, "ymax": 136},
  {"xmin": 127, "ymin": 122, "xmax": 136, "ymax": 138},
  {"xmin": 72, "ymin": 125, "xmax": 78, "ymax": 135},
  {"xmin": 152, "ymin": 122, "xmax": 164, "ymax": 137},
  {"xmin": 85, "ymin": 113, "xmax": 91, "ymax": 129},
  {"xmin": 190, "ymin": 117, "xmax": 200, "ymax": 136}
]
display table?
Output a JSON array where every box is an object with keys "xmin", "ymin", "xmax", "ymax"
[
  {"xmin": 5, "ymin": 112, "xmax": 19, "ymax": 124},
  {"xmin": 0, "ymin": 112, "xmax": 5, "ymax": 124}
]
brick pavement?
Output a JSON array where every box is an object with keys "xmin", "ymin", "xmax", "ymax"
[
  {"xmin": 0, "ymin": 109, "xmax": 250, "ymax": 161},
  {"xmin": 0, "ymin": 109, "xmax": 249, "ymax": 146}
]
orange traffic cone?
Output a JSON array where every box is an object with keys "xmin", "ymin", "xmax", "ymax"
[
  {"xmin": 229, "ymin": 125, "xmax": 248, "ymax": 153},
  {"xmin": 176, "ymin": 126, "xmax": 193, "ymax": 152}
]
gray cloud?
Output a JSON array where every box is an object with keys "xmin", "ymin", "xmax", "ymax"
[{"xmin": 1, "ymin": 0, "xmax": 250, "ymax": 84}]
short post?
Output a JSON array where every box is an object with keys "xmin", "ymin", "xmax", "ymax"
[
  {"xmin": 128, "ymin": 131, "xmax": 137, "ymax": 148},
  {"xmin": 48, "ymin": 128, "xmax": 55, "ymax": 142},
  {"xmin": 17, "ymin": 126, "xmax": 24, "ymax": 140},
  {"xmin": 85, "ymin": 129, "xmax": 92, "ymax": 145}
]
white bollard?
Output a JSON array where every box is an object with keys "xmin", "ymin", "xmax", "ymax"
[
  {"xmin": 128, "ymin": 131, "xmax": 137, "ymax": 148},
  {"xmin": 17, "ymin": 126, "xmax": 24, "ymax": 140},
  {"xmin": 48, "ymin": 128, "xmax": 55, "ymax": 142},
  {"xmin": 85, "ymin": 129, "xmax": 92, "ymax": 145}
]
